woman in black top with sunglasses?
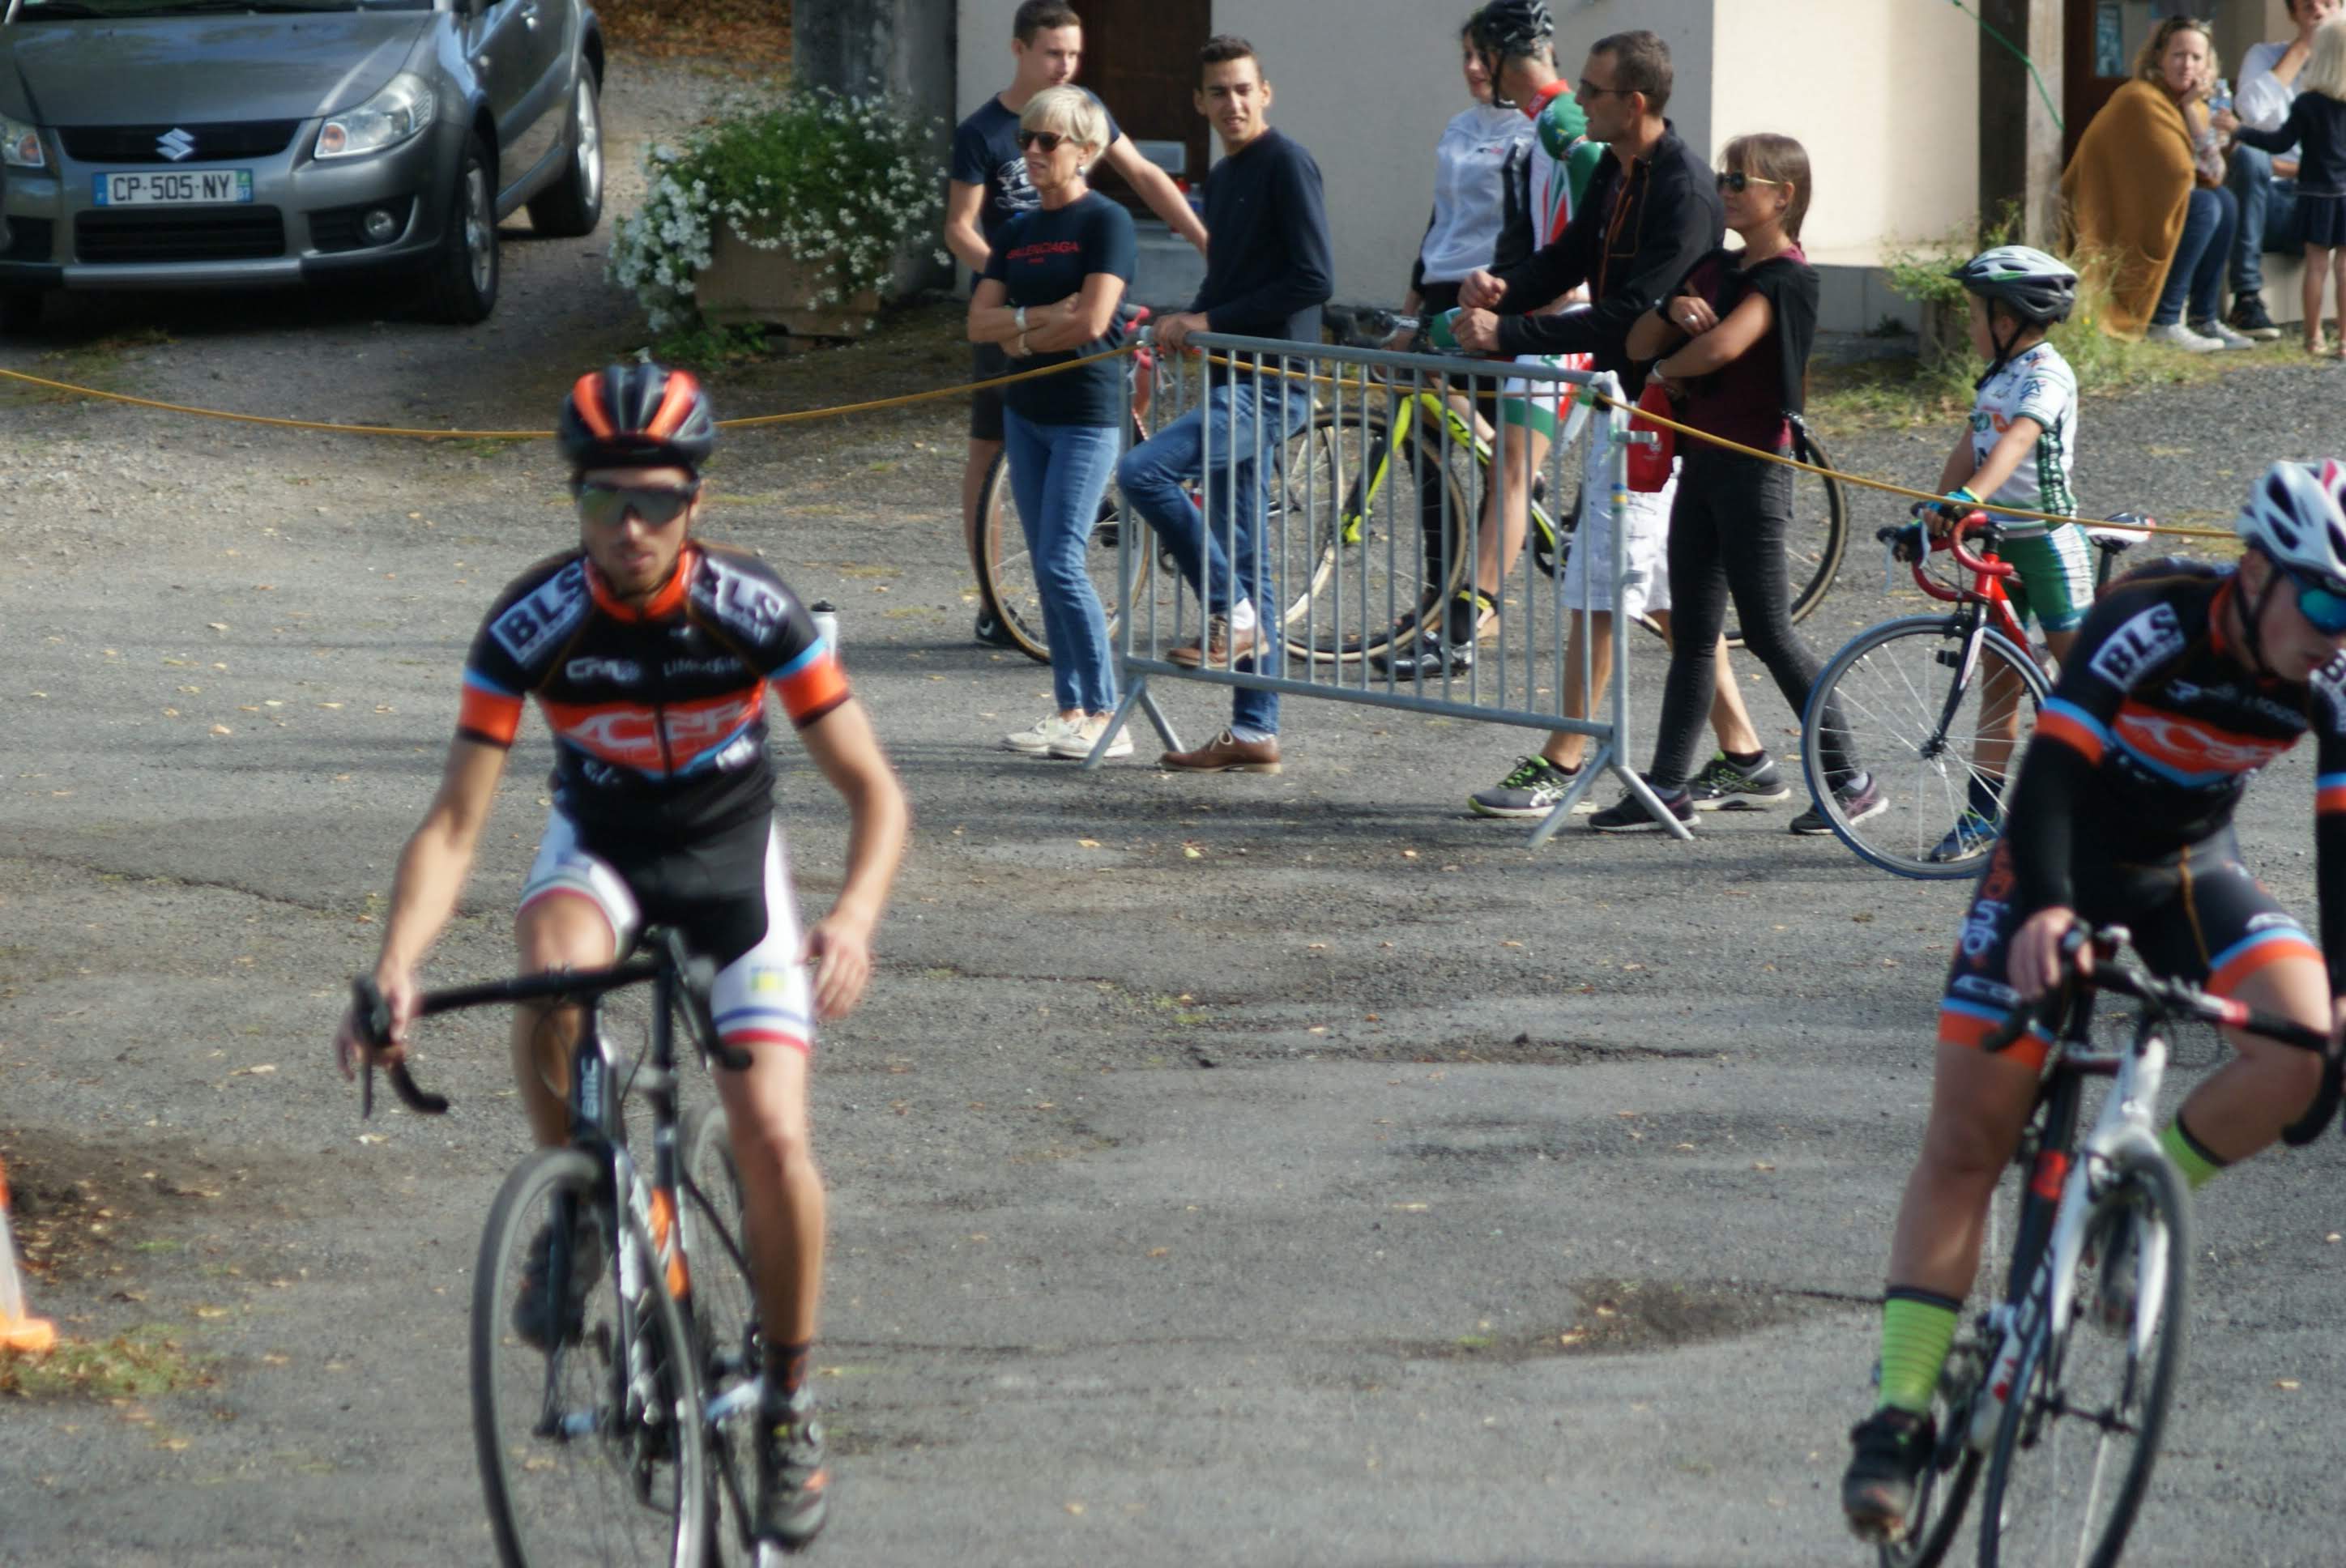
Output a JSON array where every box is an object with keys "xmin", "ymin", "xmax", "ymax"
[{"xmin": 1589, "ymin": 132, "xmax": 1872, "ymax": 833}]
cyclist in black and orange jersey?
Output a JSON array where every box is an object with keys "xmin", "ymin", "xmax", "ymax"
[
  {"xmin": 331, "ymin": 363, "xmax": 909, "ymax": 1554},
  {"xmin": 1842, "ymin": 458, "xmax": 2346, "ymax": 1543}
]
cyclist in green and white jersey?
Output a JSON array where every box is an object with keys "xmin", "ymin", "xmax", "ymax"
[{"xmin": 1922, "ymin": 246, "xmax": 2100, "ymax": 862}]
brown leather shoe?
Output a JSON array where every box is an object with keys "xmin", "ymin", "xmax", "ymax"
[
  {"xmin": 1159, "ymin": 728, "xmax": 1282, "ymax": 773},
  {"xmin": 1164, "ymin": 615, "xmax": 1260, "ymax": 668}
]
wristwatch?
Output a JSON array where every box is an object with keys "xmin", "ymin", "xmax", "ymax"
[{"xmin": 1013, "ymin": 305, "xmax": 1029, "ymax": 332}]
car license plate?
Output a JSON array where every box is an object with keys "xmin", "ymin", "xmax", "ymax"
[{"xmin": 93, "ymin": 169, "xmax": 254, "ymax": 207}]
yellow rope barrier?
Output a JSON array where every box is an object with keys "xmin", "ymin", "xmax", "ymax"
[
  {"xmin": 0, "ymin": 344, "xmax": 1137, "ymax": 441},
  {"xmin": 0, "ymin": 336, "xmax": 2239, "ymax": 543}
]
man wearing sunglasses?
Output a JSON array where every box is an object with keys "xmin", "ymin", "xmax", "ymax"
[
  {"xmin": 1844, "ymin": 458, "xmax": 2346, "ymax": 1540},
  {"xmin": 335, "ymin": 362, "xmax": 909, "ymax": 1554}
]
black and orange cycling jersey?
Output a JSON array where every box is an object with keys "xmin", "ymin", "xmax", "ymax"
[
  {"xmin": 459, "ymin": 543, "xmax": 849, "ymax": 845},
  {"xmin": 1939, "ymin": 558, "xmax": 2346, "ymax": 1062}
]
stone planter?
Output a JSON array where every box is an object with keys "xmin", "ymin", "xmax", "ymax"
[{"xmin": 693, "ymin": 228, "xmax": 879, "ymax": 339}]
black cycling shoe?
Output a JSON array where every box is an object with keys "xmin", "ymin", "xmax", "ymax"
[
  {"xmin": 974, "ymin": 608, "xmax": 1020, "ymax": 649},
  {"xmin": 511, "ymin": 1218, "xmax": 604, "ymax": 1350},
  {"xmin": 1842, "ymin": 1407, "xmax": 1934, "ymax": 1543},
  {"xmin": 1370, "ymin": 633, "xmax": 1474, "ymax": 680},
  {"xmin": 755, "ymin": 1386, "xmax": 833, "ymax": 1553}
]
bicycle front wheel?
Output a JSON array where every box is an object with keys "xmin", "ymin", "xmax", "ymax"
[
  {"xmin": 1276, "ymin": 407, "xmax": 1471, "ymax": 663},
  {"xmin": 472, "ymin": 1147, "xmax": 709, "ymax": 1568},
  {"xmin": 680, "ymin": 1106, "xmax": 761, "ymax": 1566},
  {"xmin": 1802, "ymin": 617, "xmax": 2050, "ymax": 880},
  {"xmin": 1976, "ymin": 1146, "xmax": 2189, "ymax": 1568},
  {"xmin": 974, "ymin": 446, "xmax": 1149, "ymax": 666}
]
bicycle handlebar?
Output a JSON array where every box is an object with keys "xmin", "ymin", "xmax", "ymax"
[
  {"xmin": 348, "ymin": 928, "xmax": 746, "ymax": 1118},
  {"xmin": 1981, "ymin": 924, "xmax": 2341, "ymax": 1144}
]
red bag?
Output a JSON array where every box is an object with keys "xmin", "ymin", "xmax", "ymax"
[{"xmin": 1624, "ymin": 381, "xmax": 1678, "ymax": 493}]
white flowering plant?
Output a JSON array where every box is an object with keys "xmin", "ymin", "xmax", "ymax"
[{"xmin": 609, "ymin": 88, "xmax": 945, "ymax": 334}]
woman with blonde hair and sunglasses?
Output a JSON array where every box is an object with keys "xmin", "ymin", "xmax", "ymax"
[{"xmin": 967, "ymin": 84, "xmax": 1137, "ymax": 761}]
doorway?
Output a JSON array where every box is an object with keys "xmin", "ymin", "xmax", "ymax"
[{"xmin": 1074, "ymin": 0, "xmax": 1212, "ymax": 211}]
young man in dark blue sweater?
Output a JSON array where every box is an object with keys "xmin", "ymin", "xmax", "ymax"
[{"xmin": 1116, "ymin": 34, "xmax": 1334, "ymax": 775}]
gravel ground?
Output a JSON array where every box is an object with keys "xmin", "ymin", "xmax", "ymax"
[{"xmin": 6, "ymin": 48, "xmax": 2346, "ymax": 1568}]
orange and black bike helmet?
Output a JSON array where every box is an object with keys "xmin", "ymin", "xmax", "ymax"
[{"xmin": 558, "ymin": 362, "xmax": 719, "ymax": 475}]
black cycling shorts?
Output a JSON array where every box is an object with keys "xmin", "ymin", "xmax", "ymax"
[
  {"xmin": 1939, "ymin": 829, "xmax": 2318, "ymax": 1070},
  {"xmin": 970, "ymin": 341, "xmax": 1009, "ymax": 442}
]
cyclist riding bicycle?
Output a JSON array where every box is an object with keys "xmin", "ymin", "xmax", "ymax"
[
  {"xmin": 1841, "ymin": 458, "xmax": 2346, "ymax": 1543},
  {"xmin": 331, "ymin": 363, "xmax": 910, "ymax": 1554}
]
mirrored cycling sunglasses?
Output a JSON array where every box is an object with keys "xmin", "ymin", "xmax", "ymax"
[
  {"xmin": 1017, "ymin": 130, "xmax": 1066, "ymax": 152},
  {"xmin": 574, "ymin": 480, "xmax": 701, "ymax": 529},
  {"xmin": 1715, "ymin": 170, "xmax": 1788, "ymax": 194},
  {"xmin": 2288, "ymin": 569, "xmax": 2346, "ymax": 635}
]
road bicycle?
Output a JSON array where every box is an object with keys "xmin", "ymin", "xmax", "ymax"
[
  {"xmin": 1880, "ymin": 924, "xmax": 2333, "ymax": 1568},
  {"xmin": 352, "ymin": 929, "xmax": 777, "ymax": 1567},
  {"xmin": 1294, "ymin": 305, "xmax": 1849, "ymax": 658},
  {"xmin": 1801, "ymin": 511, "xmax": 2140, "ymax": 880}
]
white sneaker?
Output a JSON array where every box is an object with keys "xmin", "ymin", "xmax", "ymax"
[
  {"xmin": 2190, "ymin": 317, "xmax": 2258, "ymax": 351},
  {"xmin": 1005, "ymin": 713, "xmax": 1082, "ymax": 755},
  {"xmin": 1048, "ymin": 715, "xmax": 1132, "ymax": 760},
  {"xmin": 2145, "ymin": 322, "xmax": 2220, "ymax": 352}
]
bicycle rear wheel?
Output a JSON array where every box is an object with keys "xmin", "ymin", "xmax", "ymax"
[
  {"xmin": 1976, "ymin": 1146, "xmax": 2189, "ymax": 1568},
  {"xmin": 1276, "ymin": 407, "xmax": 1471, "ymax": 663},
  {"xmin": 472, "ymin": 1146, "xmax": 709, "ymax": 1568},
  {"xmin": 973, "ymin": 446, "xmax": 1149, "ymax": 666},
  {"xmin": 1774, "ymin": 421, "xmax": 1850, "ymax": 635},
  {"xmin": 680, "ymin": 1106, "xmax": 761, "ymax": 1566},
  {"xmin": 1802, "ymin": 617, "xmax": 2050, "ymax": 880}
]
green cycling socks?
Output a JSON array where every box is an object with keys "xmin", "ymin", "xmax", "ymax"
[
  {"xmin": 1876, "ymin": 1288, "xmax": 1961, "ymax": 1417},
  {"xmin": 2159, "ymin": 1116, "xmax": 2226, "ymax": 1191}
]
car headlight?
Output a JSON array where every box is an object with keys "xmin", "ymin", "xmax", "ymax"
[
  {"xmin": 1, "ymin": 113, "xmax": 44, "ymax": 170},
  {"xmin": 316, "ymin": 74, "xmax": 436, "ymax": 160}
]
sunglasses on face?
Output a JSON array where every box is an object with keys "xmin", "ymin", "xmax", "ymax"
[
  {"xmin": 1018, "ymin": 130, "xmax": 1067, "ymax": 151},
  {"xmin": 2288, "ymin": 569, "xmax": 2346, "ymax": 635},
  {"xmin": 574, "ymin": 481, "xmax": 699, "ymax": 530},
  {"xmin": 1716, "ymin": 170, "xmax": 1788, "ymax": 194}
]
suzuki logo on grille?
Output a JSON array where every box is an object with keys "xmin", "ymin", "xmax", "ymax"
[{"xmin": 157, "ymin": 128, "xmax": 196, "ymax": 162}]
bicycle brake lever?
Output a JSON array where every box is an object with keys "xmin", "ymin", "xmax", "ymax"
[{"xmin": 348, "ymin": 976, "xmax": 450, "ymax": 1118}]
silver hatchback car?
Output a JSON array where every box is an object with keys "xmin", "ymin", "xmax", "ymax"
[{"xmin": 0, "ymin": 0, "xmax": 604, "ymax": 330}]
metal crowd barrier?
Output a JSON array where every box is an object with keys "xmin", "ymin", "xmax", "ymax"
[{"xmin": 1082, "ymin": 326, "xmax": 1688, "ymax": 845}]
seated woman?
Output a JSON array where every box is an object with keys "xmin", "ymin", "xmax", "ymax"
[{"xmin": 2062, "ymin": 16, "xmax": 2256, "ymax": 350}]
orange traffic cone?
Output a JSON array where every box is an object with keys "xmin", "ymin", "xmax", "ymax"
[{"xmin": 0, "ymin": 1154, "xmax": 57, "ymax": 1354}]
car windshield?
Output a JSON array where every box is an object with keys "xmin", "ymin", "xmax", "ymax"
[{"xmin": 12, "ymin": 0, "xmax": 433, "ymax": 15}]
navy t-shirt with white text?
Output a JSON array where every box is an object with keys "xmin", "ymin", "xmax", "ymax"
[{"xmin": 981, "ymin": 192, "xmax": 1136, "ymax": 426}]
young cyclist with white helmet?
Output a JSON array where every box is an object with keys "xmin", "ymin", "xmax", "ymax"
[
  {"xmin": 334, "ymin": 364, "xmax": 911, "ymax": 1553},
  {"xmin": 1841, "ymin": 459, "xmax": 2346, "ymax": 1544},
  {"xmin": 1917, "ymin": 245, "xmax": 2103, "ymax": 860}
]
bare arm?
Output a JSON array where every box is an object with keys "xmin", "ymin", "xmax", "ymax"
[
  {"xmin": 1624, "ymin": 302, "xmax": 1689, "ymax": 362},
  {"xmin": 795, "ymin": 697, "xmax": 911, "ymax": 1021},
  {"xmin": 1950, "ymin": 415, "xmax": 2045, "ymax": 505},
  {"xmin": 1654, "ymin": 291, "xmax": 1774, "ymax": 379},
  {"xmin": 968, "ymin": 277, "xmax": 1024, "ymax": 346},
  {"xmin": 334, "ymin": 737, "xmax": 510, "ymax": 1070},
  {"xmin": 1935, "ymin": 427, "xmax": 1977, "ymax": 494},
  {"xmin": 945, "ymin": 181, "xmax": 991, "ymax": 275},
  {"xmin": 1022, "ymin": 271, "xmax": 1128, "ymax": 351},
  {"xmin": 1100, "ymin": 138, "xmax": 1208, "ymax": 254}
]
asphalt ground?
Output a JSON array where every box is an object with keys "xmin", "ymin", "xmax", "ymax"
[{"xmin": 7, "ymin": 55, "xmax": 2346, "ymax": 1568}]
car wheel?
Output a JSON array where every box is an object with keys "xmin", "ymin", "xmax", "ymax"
[
  {"xmin": 423, "ymin": 134, "xmax": 498, "ymax": 325},
  {"xmin": 0, "ymin": 289, "xmax": 41, "ymax": 335},
  {"xmin": 526, "ymin": 71, "xmax": 604, "ymax": 239}
]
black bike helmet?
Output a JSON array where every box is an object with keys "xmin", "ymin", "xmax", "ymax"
[
  {"xmin": 1952, "ymin": 245, "xmax": 2077, "ymax": 326},
  {"xmin": 1469, "ymin": 0, "xmax": 1553, "ymax": 59},
  {"xmin": 558, "ymin": 362, "xmax": 719, "ymax": 475}
]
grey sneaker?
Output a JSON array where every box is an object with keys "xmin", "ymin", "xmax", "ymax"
[
  {"xmin": 755, "ymin": 1385, "xmax": 832, "ymax": 1550},
  {"xmin": 1685, "ymin": 752, "xmax": 1791, "ymax": 810},
  {"xmin": 1790, "ymin": 773, "xmax": 1886, "ymax": 835},
  {"xmin": 2189, "ymin": 316, "xmax": 2258, "ymax": 351},
  {"xmin": 1589, "ymin": 785, "xmax": 1697, "ymax": 833},
  {"xmin": 1469, "ymin": 756, "xmax": 1597, "ymax": 818}
]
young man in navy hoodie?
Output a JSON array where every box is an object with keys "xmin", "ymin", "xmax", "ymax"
[{"xmin": 1116, "ymin": 35, "xmax": 1334, "ymax": 775}]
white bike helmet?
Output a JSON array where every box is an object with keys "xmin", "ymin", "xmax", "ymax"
[
  {"xmin": 1952, "ymin": 245, "xmax": 2078, "ymax": 325},
  {"xmin": 2237, "ymin": 458, "xmax": 2346, "ymax": 593}
]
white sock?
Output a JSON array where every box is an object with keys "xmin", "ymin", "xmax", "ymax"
[
  {"xmin": 1227, "ymin": 600, "xmax": 1257, "ymax": 633},
  {"xmin": 1228, "ymin": 722, "xmax": 1274, "ymax": 744}
]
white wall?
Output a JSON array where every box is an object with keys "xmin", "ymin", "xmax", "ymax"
[
  {"xmin": 956, "ymin": 0, "xmax": 1023, "ymax": 131},
  {"xmin": 1550, "ymin": 0, "xmax": 1716, "ymax": 176}
]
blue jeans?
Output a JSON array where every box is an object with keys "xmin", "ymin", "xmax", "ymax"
[
  {"xmin": 2227, "ymin": 143, "xmax": 2303, "ymax": 296},
  {"xmin": 2152, "ymin": 184, "xmax": 2239, "ymax": 326},
  {"xmin": 1001, "ymin": 408, "xmax": 1121, "ymax": 715},
  {"xmin": 1115, "ymin": 373, "xmax": 1311, "ymax": 735}
]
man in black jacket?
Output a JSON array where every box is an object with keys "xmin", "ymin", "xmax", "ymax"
[
  {"xmin": 1118, "ymin": 35, "xmax": 1333, "ymax": 775},
  {"xmin": 1450, "ymin": 30, "xmax": 1762, "ymax": 821}
]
